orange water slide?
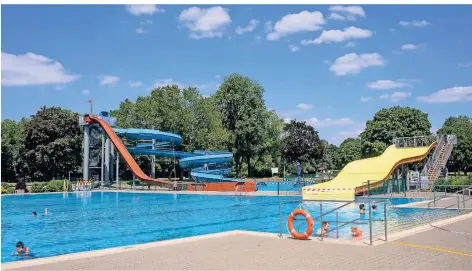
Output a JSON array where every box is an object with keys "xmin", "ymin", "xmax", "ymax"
[{"xmin": 84, "ymin": 114, "xmax": 171, "ymax": 186}]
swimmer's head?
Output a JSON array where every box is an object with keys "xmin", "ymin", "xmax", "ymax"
[
  {"xmin": 372, "ymin": 204, "xmax": 377, "ymax": 210},
  {"xmin": 322, "ymin": 221, "xmax": 329, "ymax": 228},
  {"xmin": 359, "ymin": 204, "xmax": 365, "ymax": 210},
  {"xmin": 16, "ymin": 241, "xmax": 25, "ymax": 253},
  {"xmin": 350, "ymin": 226, "xmax": 358, "ymax": 232},
  {"xmin": 32, "ymin": 212, "xmax": 37, "ymax": 216}
]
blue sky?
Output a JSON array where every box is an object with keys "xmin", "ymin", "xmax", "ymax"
[{"xmin": 2, "ymin": 4, "xmax": 472, "ymax": 145}]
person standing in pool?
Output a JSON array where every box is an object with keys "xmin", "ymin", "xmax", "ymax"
[{"xmin": 359, "ymin": 204, "xmax": 365, "ymax": 214}]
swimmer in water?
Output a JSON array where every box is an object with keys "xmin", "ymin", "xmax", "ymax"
[
  {"xmin": 316, "ymin": 221, "xmax": 330, "ymax": 237},
  {"xmin": 351, "ymin": 226, "xmax": 363, "ymax": 239},
  {"xmin": 32, "ymin": 212, "xmax": 37, "ymax": 217},
  {"xmin": 13, "ymin": 241, "xmax": 31, "ymax": 256},
  {"xmin": 359, "ymin": 204, "xmax": 365, "ymax": 214},
  {"xmin": 372, "ymin": 204, "xmax": 377, "ymax": 212}
]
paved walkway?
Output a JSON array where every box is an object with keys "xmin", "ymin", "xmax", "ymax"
[{"xmin": 5, "ymin": 215, "xmax": 472, "ymax": 270}]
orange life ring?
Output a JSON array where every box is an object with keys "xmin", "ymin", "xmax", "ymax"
[{"xmin": 287, "ymin": 209, "xmax": 314, "ymax": 240}]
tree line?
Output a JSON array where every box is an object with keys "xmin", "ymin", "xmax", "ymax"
[{"xmin": 2, "ymin": 73, "xmax": 472, "ymax": 184}]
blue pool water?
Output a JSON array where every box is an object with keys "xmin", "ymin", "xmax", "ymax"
[
  {"xmin": 1, "ymin": 192, "xmax": 468, "ymax": 263},
  {"xmin": 256, "ymin": 181, "xmax": 304, "ymax": 192}
]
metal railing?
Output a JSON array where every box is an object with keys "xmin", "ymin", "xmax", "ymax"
[
  {"xmin": 278, "ymin": 199, "xmax": 389, "ymax": 245},
  {"xmin": 393, "ymin": 135, "xmax": 438, "ymax": 148},
  {"xmin": 428, "ymin": 185, "xmax": 472, "ymax": 209}
]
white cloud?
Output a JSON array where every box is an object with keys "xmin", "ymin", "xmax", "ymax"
[
  {"xmin": 178, "ymin": 6, "xmax": 231, "ymax": 39},
  {"xmin": 267, "ymin": 10, "xmax": 324, "ymax": 41},
  {"xmin": 297, "ymin": 103, "xmax": 312, "ymax": 110},
  {"xmin": 99, "ymin": 75, "xmax": 120, "ymax": 86},
  {"xmin": 283, "ymin": 118, "xmax": 292, "ymax": 123},
  {"xmin": 82, "ymin": 89, "xmax": 89, "ymax": 95},
  {"xmin": 366, "ymin": 80, "xmax": 412, "ymax": 90},
  {"xmin": 301, "ymin": 26, "xmax": 372, "ymax": 45},
  {"xmin": 344, "ymin": 41, "xmax": 356, "ymax": 48},
  {"xmin": 379, "ymin": 92, "xmax": 412, "ymax": 102},
  {"xmin": 126, "ymin": 5, "xmax": 164, "ymax": 16},
  {"xmin": 417, "ymin": 86, "xmax": 472, "ymax": 103},
  {"xmin": 328, "ymin": 13, "xmax": 346, "ymax": 20},
  {"xmin": 140, "ymin": 20, "xmax": 153, "ymax": 25},
  {"xmin": 235, "ymin": 19, "xmax": 259, "ymax": 35},
  {"xmin": 154, "ymin": 79, "xmax": 183, "ymax": 89},
  {"xmin": 329, "ymin": 5, "xmax": 366, "ymax": 20},
  {"xmin": 329, "ymin": 53, "xmax": 384, "ymax": 76},
  {"xmin": 360, "ymin": 97, "xmax": 372, "ymax": 102},
  {"xmin": 1, "ymin": 52, "xmax": 80, "ymax": 86},
  {"xmin": 128, "ymin": 80, "xmax": 143, "ymax": 87},
  {"xmin": 289, "ymin": 45, "xmax": 300, "ymax": 52},
  {"xmin": 399, "ymin": 20, "xmax": 430, "ymax": 27},
  {"xmin": 136, "ymin": 28, "xmax": 146, "ymax": 34},
  {"xmin": 401, "ymin": 43, "xmax": 419, "ymax": 50},
  {"xmin": 307, "ymin": 117, "xmax": 354, "ymax": 127}
]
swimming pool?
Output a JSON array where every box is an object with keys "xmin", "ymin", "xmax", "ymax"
[{"xmin": 1, "ymin": 192, "xmax": 469, "ymax": 263}]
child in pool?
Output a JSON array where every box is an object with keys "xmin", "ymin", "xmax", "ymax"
[
  {"xmin": 13, "ymin": 241, "xmax": 32, "ymax": 257},
  {"xmin": 359, "ymin": 204, "xmax": 365, "ymax": 214},
  {"xmin": 351, "ymin": 226, "xmax": 363, "ymax": 239}
]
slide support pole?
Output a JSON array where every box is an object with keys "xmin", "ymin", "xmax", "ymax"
[
  {"xmin": 105, "ymin": 137, "xmax": 110, "ymax": 185},
  {"xmin": 83, "ymin": 125, "xmax": 90, "ymax": 181},
  {"xmin": 151, "ymin": 139, "xmax": 156, "ymax": 178}
]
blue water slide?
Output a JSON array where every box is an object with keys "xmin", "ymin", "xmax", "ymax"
[{"xmin": 111, "ymin": 128, "xmax": 237, "ymax": 182}]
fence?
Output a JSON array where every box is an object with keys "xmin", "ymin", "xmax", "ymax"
[
  {"xmin": 278, "ymin": 198, "xmax": 389, "ymax": 245},
  {"xmin": 363, "ymin": 179, "xmax": 407, "ymax": 197}
]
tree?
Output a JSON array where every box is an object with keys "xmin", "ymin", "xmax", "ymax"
[
  {"xmin": 249, "ymin": 110, "xmax": 284, "ymax": 177},
  {"xmin": 316, "ymin": 140, "xmax": 339, "ymax": 170},
  {"xmin": 360, "ymin": 106, "xmax": 431, "ymax": 157},
  {"xmin": 22, "ymin": 106, "xmax": 83, "ymax": 181},
  {"xmin": 1, "ymin": 118, "xmax": 28, "ymax": 181},
  {"xmin": 214, "ymin": 74, "xmax": 267, "ymax": 176},
  {"xmin": 437, "ymin": 116, "xmax": 472, "ymax": 175},
  {"xmin": 337, "ymin": 138, "xmax": 362, "ymax": 168},
  {"xmin": 280, "ymin": 120, "xmax": 324, "ymax": 168},
  {"xmin": 111, "ymin": 85, "xmax": 230, "ymax": 177}
]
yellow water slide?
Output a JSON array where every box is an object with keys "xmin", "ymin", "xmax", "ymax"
[{"xmin": 302, "ymin": 143, "xmax": 437, "ymax": 201}]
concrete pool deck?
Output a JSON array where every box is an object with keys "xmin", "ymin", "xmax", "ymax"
[{"xmin": 3, "ymin": 212, "xmax": 472, "ymax": 270}]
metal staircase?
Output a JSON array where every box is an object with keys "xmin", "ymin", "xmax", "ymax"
[{"xmin": 420, "ymin": 134, "xmax": 457, "ymax": 190}]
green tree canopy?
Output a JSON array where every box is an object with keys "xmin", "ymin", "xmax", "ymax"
[
  {"xmin": 337, "ymin": 138, "xmax": 362, "ymax": 168},
  {"xmin": 111, "ymin": 85, "xmax": 229, "ymax": 152},
  {"xmin": 316, "ymin": 140, "xmax": 339, "ymax": 170},
  {"xmin": 22, "ymin": 106, "xmax": 83, "ymax": 181},
  {"xmin": 281, "ymin": 120, "xmax": 324, "ymax": 168},
  {"xmin": 1, "ymin": 119, "xmax": 27, "ymax": 181},
  {"xmin": 214, "ymin": 73, "xmax": 267, "ymax": 176},
  {"xmin": 437, "ymin": 115, "xmax": 472, "ymax": 175},
  {"xmin": 360, "ymin": 106, "xmax": 431, "ymax": 157}
]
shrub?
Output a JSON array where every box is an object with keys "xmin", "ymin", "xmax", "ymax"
[
  {"xmin": 1, "ymin": 187, "xmax": 8, "ymax": 194},
  {"xmin": 30, "ymin": 183, "xmax": 46, "ymax": 193},
  {"xmin": 43, "ymin": 180, "xmax": 68, "ymax": 192}
]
